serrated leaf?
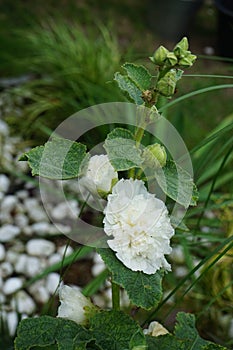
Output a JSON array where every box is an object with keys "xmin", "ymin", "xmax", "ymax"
[
  {"xmin": 20, "ymin": 138, "xmax": 88, "ymax": 180},
  {"xmin": 129, "ymin": 329, "xmax": 147, "ymax": 350},
  {"xmin": 114, "ymin": 72, "xmax": 144, "ymax": 105},
  {"xmin": 146, "ymin": 334, "xmax": 185, "ymax": 350},
  {"xmin": 123, "ymin": 63, "xmax": 152, "ymax": 91},
  {"xmin": 97, "ymin": 248, "xmax": 163, "ymax": 309},
  {"xmin": 154, "ymin": 160, "xmax": 198, "ymax": 208},
  {"xmin": 90, "ymin": 310, "xmax": 144, "ymax": 350},
  {"xmin": 104, "ymin": 128, "xmax": 143, "ymax": 171},
  {"xmin": 14, "ymin": 316, "xmax": 94, "ymax": 350}
]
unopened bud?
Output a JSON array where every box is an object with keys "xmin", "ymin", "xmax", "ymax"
[
  {"xmin": 143, "ymin": 143, "xmax": 167, "ymax": 168},
  {"xmin": 173, "ymin": 37, "xmax": 189, "ymax": 57},
  {"xmin": 179, "ymin": 52, "xmax": 197, "ymax": 68},
  {"xmin": 150, "ymin": 45, "xmax": 169, "ymax": 65},
  {"xmin": 165, "ymin": 52, "xmax": 178, "ymax": 67},
  {"xmin": 156, "ymin": 69, "xmax": 177, "ymax": 97}
]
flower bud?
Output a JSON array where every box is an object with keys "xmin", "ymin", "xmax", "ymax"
[
  {"xmin": 156, "ymin": 69, "xmax": 177, "ymax": 97},
  {"xmin": 142, "ymin": 143, "xmax": 167, "ymax": 168},
  {"xmin": 57, "ymin": 285, "xmax": 97, "ymax": 325},
  {"xmin": 79, "ymin": 154, "xmax": 118, "ymax": 198},
  {"xmin": 150, "ymin": 45, "xmax": 169, "ymax": 65},
  {"xmin": 173, "ymin": 37, "xmax": 189, "ymax": 57},
  {"xmin": 179, "ymin": 53, "xmax": 197, "ymax": 68},
  {"xmin": 164, "ymin": 52, "xmax": 178, "ymax": 67}
]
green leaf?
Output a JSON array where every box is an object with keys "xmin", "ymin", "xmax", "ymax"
[
  {"xmin": 90, "ymin": 310, "xmax": 144, "ymax": 350},
  {"xmin": 154, "ymin": 160, "xmax": 198, "ymax": 208},
  {"xmin": 20, "ymin": 138, "xmax": 89, "ymax": 180},
  {"xmin": 123, "ymin": 63, "xmax": 152, "ymax": 91},
  {"xmin": 129, "ymin": 329, "xmax": 147, "ymax": 350},
  {"xmin": 114, "ymin": 72, "xmax": 144, "ymax": 105},
  {"xmin": 146, "ymin": 313, "xmax": 227, "ymax": 350},
  {"xmin": 14, "ymin": 316, "xmax": 94, "ymax": 350},
  {"xmin": 104, "ymin": 128, "xmax": 143, "ymax": 171},
  {"xmin": 97, "ymin": 248, "xmax": 163, "ymax": 309}
]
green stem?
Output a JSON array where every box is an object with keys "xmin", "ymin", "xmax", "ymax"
[{"xmin": 112, "ymin": 281, "xmax": 120, "ymax": 310}]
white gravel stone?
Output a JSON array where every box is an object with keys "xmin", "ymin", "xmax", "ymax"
[
  {"xmin": 26, "ymin": 238, "xmax": 55, "ymax": 257},
  {"xmin": 0, "ymin": 275, "xmax": 3, "ymax": 288},
  {"xmin": 31, "ymin": 222, "xmax": 51, "ymax": 235},
  {"xmin": 51, "ymin": 200, "xmax": 79, "ymax": 220},
  {"xmin": 57, "ymin": 245, "xmax": 74, "ymax": 257},
  {"xmin": 23, "ymin": 226, "xmax": 33, "ymax": 236},
  {"xmin": 11, "ymin": 290, "xmax": 36, "ymax": 314},
  {"xmin": 29, "ymin": 281, "xmax": 50, "ymax": 304},
  {"xmin": 0, "ymin": 192, "xmax": 4, "ymax": 201},
  {"xmin": 169, "ymin": 246, "xmax": 185, "ymax": 264},
  {"xmin": 11, "ymin": 240, "xmax": 25, "ymax": 253},
  {"xmin": 24, "ymin": 198, "xmax": 48, "ymax": 222},
  {"xmin": 6, "ymin": 311, "xmax": 18, "ymax": 336},
  {"xmin": 0, "ymin": 243, "xmax": 5, "ymax": 261},
  {"xmin": 48, "ymin": 253, "xmax": 61, "ymax": 266},
  {"xmin": 14, "ymin": 213, "xmax": 29, "ymax": 228},
  {"xmin": 16, "ymin": 190, "xmax": 28, "ymax": 200},
  {"xmin": 174, "ymin": 266, "xmax": 188, "ymax": 278},
  {"xmin": 3, "ymin": 277, "xmax": 23, "ymax": 295},
  {"xmin": 26, "ymin": 256, "xmax": 44, "ymax": 277},
  {"xmin": 0, "ymin": 261, "xmax": 14, "ymax": 277},
  {"xmin": 0, "ymin": 174, "xmax": 10, "ymax": 193},
  {"xmin": 0, "ymin": 292, "xmax": 6, "ymax": 303},
  {"xmin": 5, "ymin": 250, "xmax": 19, "ymax": 265},
  {"xmin": 49, "ymin": 223, "xmax": 71, "ymax": 235},
  {"xmin": 0, "ymin": 119, "xmax": 9, "ymax": 136},
  {"xmin": 0, "ymin": 224, "xmax": 20, "ymax": 242},
  {"xmin": 1, "ymin": 195, "xmax": 18, "ymax": 213},
  {"xmin": 46, "ymin": 273, "xmax": 60, "ymax": 294}
]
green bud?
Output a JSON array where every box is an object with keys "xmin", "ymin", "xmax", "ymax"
[
  {"xmin": 156, "ymin": 69, "xmax": 177, "ymax": 97},
  {"xmin": 179, "ymin": 53, "xmax": 197, "ymax": 67},
  {"xmin": 150, "ymin": 45, "xmax": 169, "ymax": 65},
  {"xmin": 173, "ymin": 37, "xmax": 189, "ymax": 57},
  {"xmin": 164, "ymin": 52, "xmax": 178, "ymax": 67},
  {"xmin": 142, "ymin": 143, "xmax": 167, "ymax": 168}
]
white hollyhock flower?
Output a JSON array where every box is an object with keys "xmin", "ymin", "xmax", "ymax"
[
  {"xmin": 57, "ymin": 285, "xmax": 95, "ymax": 325},
  {"xmin": 79, "ymin": 155, "xmax": 118, "ymax": 197},
  {"xmin": 103, "ymin": 178, "xmax": 174, "ymax": 274}
]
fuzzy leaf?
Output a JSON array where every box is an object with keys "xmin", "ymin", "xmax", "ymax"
[
  {"xmin": 14, "ymin": 316, "xmax": 94, "ymax": 350},
  {"xmin": 104, "ymin": 128, "xmax": 143, "ymax": 170},
  {"xmin": 123, "ymin": 63, "xmax": 152, "ymax": 91},
  {"xmin": 19, "ymin": 138, "xmax": 88, "ymax": 180},
  {"xmin": 154, "ymin": 160, "xmax": 198, "ymax": 208},
  {"xmin": 97, "ymin": 248, "xmax": 163, "ymax": 309},
  {"xmin": 114, "ymin": 72, "xmax": 144, "ymax": 105},
  {"xmin": 90, "ymin": 310, "xmax": 145, "ymax": 350}
]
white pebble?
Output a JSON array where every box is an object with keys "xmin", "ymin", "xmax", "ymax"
[
  {"xmin": 23, "ymin": 226, "xmax": 33, "ymax": 236},
  {"xmin": 51, "ymin": 200, "xmax": 79, "ymax": 220},
  {"xmin": 46, "ymin": 273, "xmax": 60, "ymax": 294},
  {"xmin": 16, "ymin": 190, "xmax": 28, "ymax": 200},
  {"xmin": 5, "ymin": 250, "xmax": 19, "ymax": 265},
  {"xmin": 11, "ymin": 240, "xmax": 25, "ymax": 253},
  {"xmin": 0, "ymin": 261, "xmax": 14, "ymax": 277},
  {"xmin": 26, "ymin": 256, "xmax": 44, "ymax": 277},
  {"xmin": 14, "ymin": 214, "xmax": 29, "ymax": 228},
  {"xmin": 24, "ymin": 198, "xmax": 48, "ymax": 222},
  {"xmin": 0, "ymin": 224, "xmax": 20, "ymax": 242},
  {"xmin": 0, "ymin": 292, "xmax": 6, "ymax": 303},
  {"xmin": 57, "ymin": 245, "xmax": 73, "ymax": 257},
  {"xmin": 3, "ymin": 277, "xmax": 23, "ymax": 295},
  {"xmin": 31, "ymin": 222, "xmax": 51, "ymax": 236},
  {"xmin": 6, "ymin": 311, "xmax": 18, "ymax": 336},
  {"xmin": 169, "ymin": 246, "xmax": 185, "ymax": 264},
  {"xmin": 174, "ymin": 266, "xmax": 188, "ymax": 278},
  {"xmin": 1, "ymin": 195, "xmax": 18, "ymax": 213},
  {"xmin": 49, "ymin": 223, "xmax": 71, "ymax": 235},
  {"xmin": 29, "ymin": 281, "xmax": 50, "ymax": 304},
  {"xmin": 92, "ymin": 263, "xmax": 106, "ymax": 277},
  {"xmin": 11, "ymin": 290, "xmax": 36, "ymax": 314},
  {"xmin": 0, "ymin": 119, "xmax": 9, "ymax": 136},
  {"xmin": 0, "ymin": 243, "xmax": 5, "ymax": 261},
  {"xmin": 0, "ymin": 174, "xmax": 10, "ymax": 193},
  {"xmin": 26, "ymin": 239, "xmax": 55, "ymax": 257},
  {"xmin": 15, "ymin": 254, "xmax": 28, "ymax": 274},
  {"xmin": 48, "ymin": 253, "xmax": 61, "ymax": 266}
]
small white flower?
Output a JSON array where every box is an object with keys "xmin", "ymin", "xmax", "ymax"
[
  {"xmin": 57, "ymin": 285, "xmax": 95, "ymax": 325},
  {"xmin": 143, "ymin": 321, "xmax": 169, "ymax": 336},
  {"xmin": 103, "ymin": 178, "xmax": 174, "ymax": 274},
  {"xmin": 79, "ymin": 155, "xmax": 118, "ymax": 197}
]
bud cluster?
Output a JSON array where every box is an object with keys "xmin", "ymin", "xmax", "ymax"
[{"xmin": 150, "ymin": 37, "xmax": 196, "ymax": 69}]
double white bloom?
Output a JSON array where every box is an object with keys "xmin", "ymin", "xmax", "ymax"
[{"xmin": 103, "ymin": 179, "xmax": 174, "ymax": 274}]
